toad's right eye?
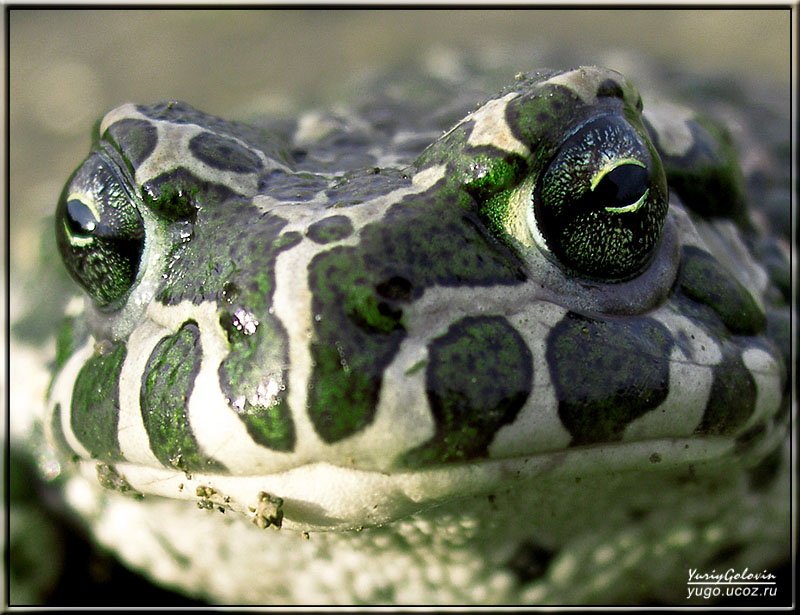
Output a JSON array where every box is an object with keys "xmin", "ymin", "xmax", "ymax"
[{"xmin": 55, "ymin": 152, "xmax": 145, "ymax": 307}]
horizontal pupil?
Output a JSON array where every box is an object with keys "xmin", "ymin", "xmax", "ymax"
[
  {"xmin": 66, "ymin": 199, "xmax": 97, "ymax": 235},
  {"xmin": 594, "ymin": 164, "xmax": 648, "ymax": 207}
]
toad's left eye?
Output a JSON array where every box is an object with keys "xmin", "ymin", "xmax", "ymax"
[{"xmin": 531, "ymin": 114, "xmax": 668, "ymax": 281}]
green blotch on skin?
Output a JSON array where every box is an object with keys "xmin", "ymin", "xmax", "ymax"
[
  {"xmin": 218, "ymin": 311, "xmax": 296, "ymax": 452},
  {"xmin": 233, "ymin": 396, "xmax": 294, "ymax": 451},
  {"xmin": 189, "ymin": 131, "xmax": 263, "ymax": 173},
  {"xmin": 678, "ymin": 246, "xmax": 766, "ymax": 335},
  {"xmin": 155, "ymin": 194, "xmax": 301, "ymax": 452},
  {"xmin": 306, "ymin": 100, "xmax": 536, "ymax": 444},
  {"xmin": 306, "ymin": 190, "xmax": 524, "ymax": 444},
  {"xmin": 216, "ymin": 230, "xmax": 300, "ymax": 453},
  {"xmin": 479, "ymin": 189, "xmax": 515, "ymax": 236},
  {"xmin": 547, "ymin": 312, "xmax": 672, "ymax": 446},
  {"xmin": 400, "ymin": 315, "xmax": 532, "ymax": 467},
  {"xmin": 140, "ymin": 321, "xmax": 225, "ymax": 471},
  {"xmin": 306, "ymin": 215, "xmax": 354, "ymax": 244},
  {"xmin": 344, "ymin": 284, "xmax": 404, "ymax": 334},
  {"xmin": 157, "ymin": 198, "xmax": 299, "ymax": 315},
  {"xmin": 464, "ymin": 153, "xmax": 526, "ymax": 202},
  {"xmin": 104, "ymin": 119, "xmax": 157, "ymax": 169},
  {"xmin": 141, "ymin": 168, "xmax": 206, "ymax": 220},
  {"xmin": 71, "ymin": 341, "xmax": 126, "ymax": 462},
  {"xmin": 507, "ymin": 84, "xmax": 584, "ymax": 150},
  {"xmin": 462, "ymin": 153, "xmax": 527, "ymax": 240},
  {"xmin": 307, "ymin": 245, "xmax": 405, "ymax": 443},
  {"xmin": 308, "ymin": 340, "xmax": 386, "ymax": 442},
  {"xmin": 656, "ymin": 117, "xmax": 750, "ymax": 230},
  {"xmin": 694, "ymin": 341, "xmax": 756, "ymax": 436},
  {"xmin": 414, "ymin": 121, "xmax": 529, "ymax": 235}
]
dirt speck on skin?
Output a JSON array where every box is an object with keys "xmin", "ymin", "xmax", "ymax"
[{"xmin": 251, "ymin": 491, "xmax": 284, "ymax": 530}]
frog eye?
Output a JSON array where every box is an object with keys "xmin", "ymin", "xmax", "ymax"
[
  {"xmin": 55, "ymin": 152, "xmax": 145, "ymax": 306},
  {"xmin": 531, "ymin": 115, "xmax": 668, "ymax": 281}
]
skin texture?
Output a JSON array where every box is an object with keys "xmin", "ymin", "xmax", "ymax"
[{"xmin": 36, "ymin": 63, "xmax": 790, "ymax": 604}]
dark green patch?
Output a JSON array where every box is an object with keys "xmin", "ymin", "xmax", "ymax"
[
  {"xmin": 547, "ymin": 312, "xmax": 672, "ymax": 446},
  {"xmin": 152, "ymin": 185, "xmax": 300, "ymax": 452},
  {"xmin": 218, "ymin": 308, "xmax": 296, "ymax": 452},
  {"xmin": 217, "ymin": 255, "xmax": 300, "ymax": 451},
  {"xmin": 136, "ymin": 101, "xmax": 291, "ymax": 166},
  {"xmin": 693, "ymin": 342, "xmax": 756, "ymax": 436},
  {"xmin": 646, "ymin": 115, "xmax": 750, "ymax": 230},
  {"xmin": 188, "ymin": 131, "xmax": 263, "ymax": 173},
  {"xmin": 462, "ymin": 151, "xmax": 528, "ymax": 239},
  {"xmin": 140, "ymin": 321, "xmax": 225, "ymax": 472},
  {"xmin": 141, "ymin": 167, "xmax": 232, "ymax": 221},
  {"xmin": 157, "ymin": 199, "xmax": 297, "ymax": 308},
  {"xmin": 258, "ymin": 170, "xmax": 330, "ymax": 201},
  {"xmin": 463, "ymin": 152, "xmax": 527, "ymax": 204},
  {"xmin": 400, "ymin": 316, "xmax": 532, "ymax": 466},
  {"xmin": 324, "ymin": 168, "xmax": 409, "ymax": 206},
  {"xmin": 376, "ymin": 275, "xmax": 414, "ymax": 301},
  {"xmin": 307, "ymin": 215, "xmax": 354, "ymax": 244},
  {"xmin": 306, "ymin": 272, "xmax": 402, "ymax": 443},
  {"xmin": 70, "ymin": 342, "xmax": 126, "ymax": 462},
  {"xmin": 505, "ymin": 79, "xmax": 616, "ymax": 162},
  {"xmin": 678, "ymin": 246, "xmax": 766, "ymax": 335},
  {"xmin": 104, "ymin": 119, "xmax": 157, "ymax": 169},
  {"xmin": 307, "ymin": 187, "xmax": 524, "ymax": 444}
]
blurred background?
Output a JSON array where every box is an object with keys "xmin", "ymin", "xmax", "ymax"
[{"xmin": 6, "ymin": 8, "xmax": 791, "ymax": 606}]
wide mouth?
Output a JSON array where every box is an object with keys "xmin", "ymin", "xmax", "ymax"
[{"xmin": 65, "ymin": 431, "xmax": 776, "ymax": 532}]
